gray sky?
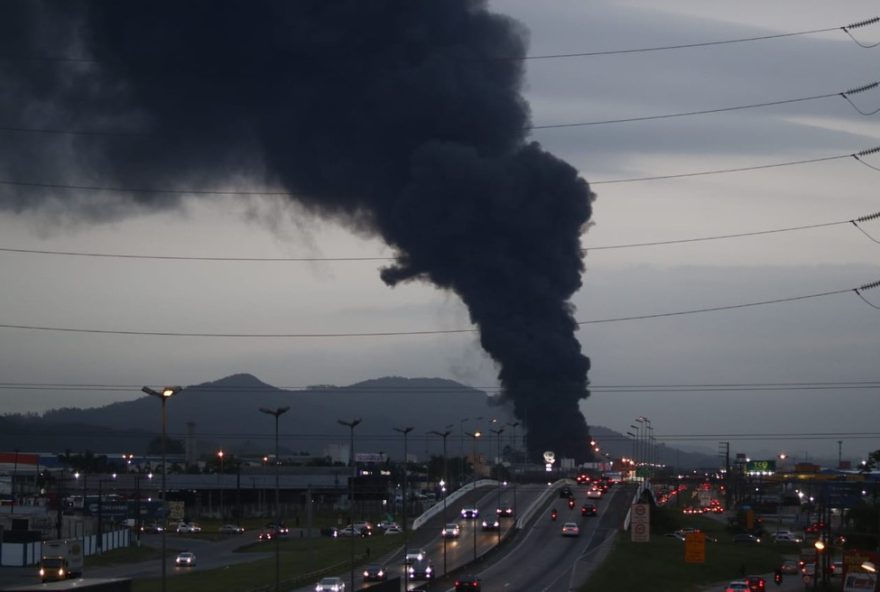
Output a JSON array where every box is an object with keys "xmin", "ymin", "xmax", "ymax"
[{"xmin": 1, "ymin": 0, "xmax": 878, "ymax": 463}]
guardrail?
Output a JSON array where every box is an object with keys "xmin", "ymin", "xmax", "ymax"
[
  {"xmin": 514, "ymin": 479, "xmax": 572, "ymax": 530},
  {"xmin": 411, "ymin": 479, "xmax": 498, "ymax": 530}
]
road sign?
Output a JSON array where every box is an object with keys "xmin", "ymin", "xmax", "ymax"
[
  {"xmin": 631, "ymin": 503, "xmax": 650, "ymax": 543},
  {"xmin": 685, "ymin": 532, "xmax": 706, "ymax": 563}
]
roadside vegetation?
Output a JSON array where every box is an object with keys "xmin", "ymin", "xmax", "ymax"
[{"xmin": 581, "ymin": 506, "xmax": 792, "ymax": 592}]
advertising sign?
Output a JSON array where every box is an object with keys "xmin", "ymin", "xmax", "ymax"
[
  {"xmin": 685, "ymin": 532, "xmax": 706, "ymax": 563},
  {"xmin": 630, "ymin": 503, "xmax": 650, "ymax": 543},
  {"xmin": 745, "ymin": 460, "xmax": 776, "ymax": 474}
]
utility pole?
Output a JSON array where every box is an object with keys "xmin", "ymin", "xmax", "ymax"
[
  {"xmin": 393, "ymin": 426, "xmax": 414, "ymax": 591},
  {"xmin": 719, "ymin": 442, "xmax": 731, "ymax": 509}
]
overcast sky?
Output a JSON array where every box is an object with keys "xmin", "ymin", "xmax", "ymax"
[{"xmin": 1, "ymin": 0, "xmax": 878, "ymax": 464}]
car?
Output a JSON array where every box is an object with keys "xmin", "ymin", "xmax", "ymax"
[
  {"xmin": 831, "ymin": 560, "xmax": 844, "ymax": 576},
  {"xmin": 561, "ymin": 522, "xmax": 580, "ymax": 537},
  {"xmin": 586, "ymin": 488, "xmax": 603, "ymax": 499},
  {"xmin": 140, "ymin": 522, "xmax": 164, "ymax": 533},
  {"xmin": 581, "ymin": 503, "xmax": 597, "ymax": 517},
  {"xmin": 378, "ymin": 520, "xmax": 398, "ymax": 531},
  {"xmin": 384, "ymin": 525, "xmax": 402, "ymax": 535},
  {"xmin": 266, "ymin": 523, "xmax": 289, "ymax": 537},
  {"xmin": 315, "ymin": 576, "xmax": 345, "ymax": 592},
  {"xmin": 733, "ymin": 533, "xmax": 761, "ymax": 544},
  {"xmin": 575, "ymin": 474, "xmax": 590, "ymax": 485},
  {"xmin": 772, "ymin": 532, "xmax": 802, "ymax": 543},
  {"xmin": 408, "ymin": 559, "xmax": 434, "ymax": 580},
  {"xmin": 745, "ymin": 575, "xmax": 765, "ymax": 592},
  {"xmin": 353, "ymin": 521, "xmax": 373, "ymax": 536},
  {"xmin": 219, "ymin": 524, "xmax": 245, "ymax": 534},
  {"xmin": 460, "ymin": 507, "xmax": 479, "ymax": 519},
  {"xmin": 802, "ymin": 563, "xmax": 815, "ymax": 576},
  {"xmin": 258, "ymin": 530, "xmax": 275, "ymax": 542},
  {"xmin": 455, "ymin": 575, "xmax": 482, "ymax": 591},
  {"xmin": 496, "ymin": 506, "xmax": 514, "ymax": 517},
  {"xmin": 725, "ymin": 581, "xmax": 749, "ymax": 592},
  {"xmin": 405, "ymin": 548, "xmax": 427, "ymax": 564},
  {"xmin": 362, "ymin": 564, "xmax": 386, "ymax": 582},
  {"xmin": 481, "ymin": 518, "xmax": 500, "ymax": 531},
  {"xmin": 174, "ymin": 551, "xmax": 196, "ymax": 567},
  {"xmin": 559, "ymin": 486, "xmax": 573, "ymax": 498},
  {"xmin": 336, "ymin": 526, "xmax": 359, "ymax": 537},
  {"xmin": 175, "ymin": 522, "xmax": 201, "ymax": 534},
  {"xmin": 442, "ymin": 523, "xmax": 461, "ymax": 538},
  {"xmin": 780, "ymin": 559, "xmax": 799, "ymax": 575}
]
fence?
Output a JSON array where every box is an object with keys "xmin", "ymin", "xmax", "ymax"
[{"xmin": 0, "ymin": 529, "xmax": 130, "ymax": 567}]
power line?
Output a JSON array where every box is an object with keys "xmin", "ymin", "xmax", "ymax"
[
  {"xmin": 529, "ymin": 82, "xmax": 879, "ymax": 130},
  {"xmin": 1, "ymin": 147, "xmax": 876, "ymax": 195},
  {"xmin": 4, "ymin": 82, "xmax": 877, "ymax": 139},
  {"xmin": 3, "ymin": 18, "xmax": 875, "ymax": 66},
  {"xmin": 0, "ymin": 280, "xmax": 876, "ymax": 338},
  {"xmin": 3, "ymin": 211, "xmax": 878, "ymax": 261}
]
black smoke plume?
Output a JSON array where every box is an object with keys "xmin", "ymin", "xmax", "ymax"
[{"xmin": 1, "ymin": 0, "xmax": 595, "ymax": 461}]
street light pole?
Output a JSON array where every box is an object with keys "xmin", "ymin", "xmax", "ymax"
[
  {"xmin": 465, "ymin": 431, "xmax": 481, "ymax": 561},
  {"xmin": 259, "ymin": 406, "xmax": 290, "ymax": 592},
  {"xmin": 393, "ymin": 426, "xmax": 414, "ymax": 591},
  {"xmin": 490, "ymin": 427, "xmax": 504, "ymax": 545},
  {"xmin": 429, "ymin": 429, "xmax": 452, "ymax": 576},
  {"xmin": 142, "ymin": 385, "xmax": 182, "ymax": 592},
  {"xmin": 217, "ymin": 450, "xmax": 224, "ymax": 521},
  {"xmin": 338, "ymin": 418, "xmax": 361, "ymax": 592}
]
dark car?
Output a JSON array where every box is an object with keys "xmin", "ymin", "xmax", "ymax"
[
  {"xmin": 481, "ymin": 518, "xmax": 500, "ymax": 531},
  {"xmin": 746, "ymin": 575, "xmax": 766, "ymax": 592},
  {"xmin": 460, "ymin": 507, "xmax": 479, "ymax": 519},
  {"xmin": 266, "ymin": 523, "xmax": 289, "ymax": 537},
  {"xmin": 581, "ymin": 503, "xmax": 597, "ymax": 517},
  {"xmin": 733, "ymin": 533, "xmax": 761, "ymax": 544},
  {"xmin": 559, "ymin": 486, "xmax": 573, "ymax": 498},
  {"xmin": 362, "ymin": 564, "xmax": 386, "ymax": 582},
  {"xmin": 496, "ymin": 506, "xmax": 514, "ymax": 518},
  {"xmin": 408, "ymin": 559, "xmax": 434, "ymax": 581},
  {"xmin": 258, "ymin": 530, "xmax": 274, "ymax": 542},
  {"xmin": 455, "ymin": 575, "xmax": 482, "ymax": 591}
]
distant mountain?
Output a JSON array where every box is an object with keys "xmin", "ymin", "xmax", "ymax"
[
  {"xmin": 33, "ymin": 374, "xmax": 502, "ymax": 459},
  {"xmin": 3, "ymin": 373, "xmax": 721, "ymax": 468}
]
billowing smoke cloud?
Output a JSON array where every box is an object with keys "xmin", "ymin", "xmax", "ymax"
[{"xmin": 1, "ymin": 0, "xmax": 595, "ymax": 461}]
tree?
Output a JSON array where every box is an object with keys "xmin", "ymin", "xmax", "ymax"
[{"xmin": 146, "ymin": 436, "xmax": 184, "ymax": 455}]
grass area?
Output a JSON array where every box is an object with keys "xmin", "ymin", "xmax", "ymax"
[
  {"xmin": 85, "ymin": 545, "xmax": 174, "ymax": 568},
  {"xmin": 131, "ymin": 534, "xmax": 403, "ymax": 592},
  {"xmin": 582, "ymin": 511, "xmax": 790, "ymax": 592}
]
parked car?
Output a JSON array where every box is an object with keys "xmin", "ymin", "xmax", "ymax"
[
  {"xmin": 362, "ymin": 564, "xmax": 386, "ymax": 582},
  {"xmin": 455, "ymin": 575, "xmax": 482, "ymax": 591},
  {"xmin": 174, "ymin": 552, "xmax": 196, "ymax": 567},
  {"xmin": 219, "ymin": 524, "xmax": 245, "ymax": 534},
  {"xmin": 315, "ymin": 576, "xmax": 345, "ymax": 592}
]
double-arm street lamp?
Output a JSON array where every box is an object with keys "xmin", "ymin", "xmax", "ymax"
[
  {"xmin": 490, "ymin": 427, "xmax": 505, "ymax": 544},
  {"xmin": 338, "ymin": 418, "xmax": 361, "ymax": 592},
  {"xmin": 428, "ymin": 428, "xmax": 452, "ymax": 576},
  {"xmin": 259, "ymin": 406, "xmax": 289, "ymax": 592},
  {"xmin": 394, "ymin": 426, "xmax": 414, "ymax": 591},
  {"xmin": 142, "ymin": 385, "xmax": 182, "ymax": 592}
]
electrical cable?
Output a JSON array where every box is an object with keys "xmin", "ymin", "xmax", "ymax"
[{"xmin": 0, "ymin": 280, "xmax": 876, "ymax": 337}]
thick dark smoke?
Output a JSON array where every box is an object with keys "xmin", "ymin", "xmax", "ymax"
[{"xmin": 1, "ymin": 0, "xmax": 595, "ymax": 462}]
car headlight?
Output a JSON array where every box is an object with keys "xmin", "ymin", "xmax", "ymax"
[
  {"xmin": 59, "ymin": 569, "xmax": 65, "ymax": 576},
  {"xmin": 378, "ymin": 570, "xmax": 383, "ymax": 576},
  {"xmin": 426, "ymin": 566, "xmax": 432, "ymax": 573},
  {"xmin": 363, "ymin": 571, "xmax": 369, "ymax": 577}
]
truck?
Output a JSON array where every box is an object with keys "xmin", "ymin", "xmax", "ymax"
[{"xmin": 39, "ymin": 539, "xmax": 84, "ymax": 582}]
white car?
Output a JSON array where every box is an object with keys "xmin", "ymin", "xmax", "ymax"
[
  {"xmin": 175, "ymin": 523, "xmax": 202, "ymax": 533},
  {"xmin": 441, "ymin": 523, "xmax": 461, "ymax": 538},
  {"xmin": 405, "ymin": 548, "xmax": 427, "ymax": 564},
  {"xmin": 174, "ymin": 551, "xmax": 196, "ymax": 567},
  {"xmin": 384, "ymin": 525, "xmax": 402, "ymax": 535},
  {"xmin": 315, "ymin": 576, "xmax": 345, "ymax": 592},
  {"xmin": 561, "ymin": 522, "xmax": 580, "ymax": 537},
  {"xmin": 586, "ymin": 488, "xmax": 603, "ymax": 499}
]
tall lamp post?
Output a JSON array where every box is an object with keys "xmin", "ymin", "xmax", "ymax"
[
  {"xmin": 394, "ymin": 426, "xmax": 413, "ymax": 590},
  {"xmin": 96, "ymin": 473, "xmax": 117, "ymax": 553},
  {"xmin": 259, "ymin": 406, "xmax": 289, "ymax": 592},
  {"xmin": 490, "ymin": 427, "xmax": 504, "ymax": 545},
  {"xmin": 465, "ymin": 431, "xmax": 481, "ymax": 561},
  {"xmin": 338, "ymin": 418, "xmax": 361, "ymax": 592},
  {"xmin": 216, "ymin": 450, "xmax": 224, "ymax": 521},
  {"xmin": 142, "ymin": 385, "xmax": 182, "ymax": 592},
  {"xmin": 429, "ymin": 429, "xmax": 452, "ymax": 576}
]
